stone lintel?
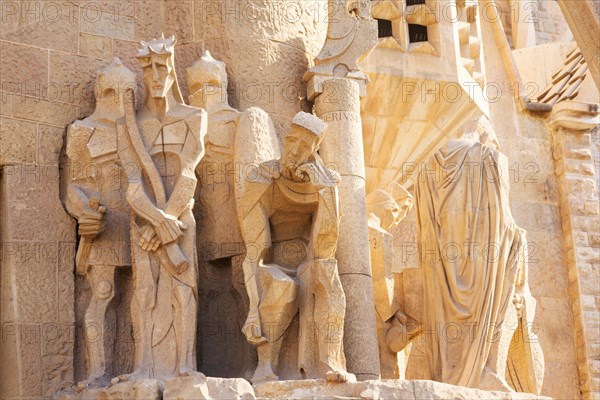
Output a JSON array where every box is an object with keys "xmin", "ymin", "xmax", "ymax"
[{"xmin": 549, "ymin": 101, "xmax": 600, "ymax": 131}]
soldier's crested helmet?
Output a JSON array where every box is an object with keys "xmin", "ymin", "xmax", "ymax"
[
  {"xmin": 187, "ymin": 50, "xmax": 227, "ymax": 94},
  {"xmin": 94, "ymin": 57, "xmax": 137, "ymax": 100}
]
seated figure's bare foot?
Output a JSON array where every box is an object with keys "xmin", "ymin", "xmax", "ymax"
[
  {"xmin": 178, "ymin": 367, "xmax": 206, "ymax": 379},
  {"xmin": 111, "ymin": 369, "xmax": 151, "ymax": 385},
  {"xmin": 251, "ymin": 362, "xmax": 279, "ymax": 384},
  {"xmin": 325, "ymin": 368, "xmax": 356, "ymax": 383}
]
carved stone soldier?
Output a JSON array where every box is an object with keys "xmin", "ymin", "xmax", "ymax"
[
  {"xmin": 115, "ymin": 35, "xmax": 206, "ymax": 380},
  {"xmin": 63, "ymin": 58, "xmax": 136, "ymax": 387},
  {"xmin": 366, "ymin": 183, "xmax": 419, "ymax": 379},
  {"xmin": 235, "ymin": 111, "xmax": 354, "ymax": 383},
  {"xmin": 187, "ymin": 51, "xmax": 254, "ymax": 376},
  {"xmin": 187, "ymin": 51, "xmax": 243, "ymax": 263}
]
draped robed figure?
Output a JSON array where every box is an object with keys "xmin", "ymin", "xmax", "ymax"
[{"xmin": 415, "ymin": 122, "xmax": 543, "ymax": 393}]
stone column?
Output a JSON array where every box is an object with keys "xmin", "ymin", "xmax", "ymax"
[
  {"xmin": 311, "ymin": 77, "xmax": 380, "ymax": 380},
  {"xmin": 549, "ymin": 101, "xmax": 600, "ymax": 400}
]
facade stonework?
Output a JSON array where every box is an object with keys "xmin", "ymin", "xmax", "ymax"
[{"xmin": 0, "ymin": 1, "xmax": 598, "ymax": 399}]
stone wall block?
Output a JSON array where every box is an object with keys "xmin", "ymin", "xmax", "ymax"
[
  {"xmin": 0, "ymin": 41, "xmax": 49, "ymax": 88},
  {"xmin": 566, "ymin": 175, "xmax": 598, "ymax": 198},
  {"xmin": 0, "ymin": 117, "xmax": 38, "ymax": 165},
  {"xmin": 539, "ymin": 297, "xmax": 577, "ymax": 363},
  {"xmin": 79, "ymin": 33, "xmax": 112, "ymax": 60},
  {"xmin": 0, "ymin": 92, "xmax": 12, "ymax": 116},
  {"xmin": 12, "ymin": 96, "xmax": 79, "ymax": 127},
  {"xmin": 49, "ymin": 51, "xmax": 108, "ymax": 115},
  {"xmin": 0, "ymin": 2, "xmax": 78, "ymax": 52},
  {"xmin": 542, "ymin": 362, "xmax": 581, "ymax": 399},
  {"xmin": 80, "ymin": 8, "xmax": 135, "ymax": 41}
]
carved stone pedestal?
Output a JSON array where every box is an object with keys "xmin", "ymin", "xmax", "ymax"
[
  {"xmin": 55, "ymin": 376, "xmax": 255, "ymax": 400},
  {"xmin": 253, "ymin": 379, "xmax": 552, "ymax": 400}
]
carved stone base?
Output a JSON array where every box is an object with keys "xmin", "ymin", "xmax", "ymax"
[
  {"xmin": 54, "ymin": 376, "xmax": 254, "ymax": 400},
  {"xmin": 56, "ymin": 378, "xmax": 551, "ymax": 400},
  {"xmin": 253, "ymin": 379, "xmax": 552, "ymax": 400}
]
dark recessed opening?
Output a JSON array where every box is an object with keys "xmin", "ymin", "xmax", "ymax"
[
  {"xmin": 408, "ymin": 24, "xmax": 428, "ymax": 42},
  {"xmin": 406, "ymin": 0, "xmax": 426, "ymax": 6},
  {"xmin": 377, "ymin": 18, "xmax": 393, "ymax": 38}
]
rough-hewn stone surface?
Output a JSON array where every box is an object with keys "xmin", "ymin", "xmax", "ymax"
[
  {"xmin": 254, "ymin": 379, "xmax": 552, "ymax": 399},
  {"xmin": 551, "ymin": 112, "xmax": 600, "ymax": 400},
  {"xmin": 0, "ymin": 2, "xmax": 598, "ymax": 400}
]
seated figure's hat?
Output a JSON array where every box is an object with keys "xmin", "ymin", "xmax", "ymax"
[{"xmin": 291, "ymin": 111, "xmax": 327, "ymax": 137}]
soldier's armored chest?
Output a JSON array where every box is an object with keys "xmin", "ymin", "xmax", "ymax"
[{"xmin": 81, "ymin": 124, "xmax": 130, "ymax": 212}]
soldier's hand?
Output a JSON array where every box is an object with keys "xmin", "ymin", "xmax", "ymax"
[
  {"xmin": 139, "ymin": 225, "xmax": 160, "ymax": 252},
  {"xmin": 78, "ymin": 206, "xmax": 106, "ymax": 237},
  {"xmin": 155, "ymin": 213, "xmax": 186, "ymax": 245}
]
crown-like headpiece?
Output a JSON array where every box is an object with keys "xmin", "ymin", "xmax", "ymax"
[
  {"xmin": 291, "ymin": 112, "xmax": 327, "ymax": 137},
  {"xmin": 136, "ymin": 33, "xmax": 177, "ymax": 58}
]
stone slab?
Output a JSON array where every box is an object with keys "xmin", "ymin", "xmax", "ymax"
[{"xmin": 253, "ymin": 379, "xmax": 552, "ymax": 399}]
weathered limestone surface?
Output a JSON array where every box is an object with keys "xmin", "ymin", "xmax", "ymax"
[
  {"xmin": 254, "ymin": 379, "xmax": 551, "ymax": 399},
  {"xmin": 57, "ymin": 376, "xmax": 254, "ymax": 400},
  {"xmin": 163, "ymin": 376, "xmax": 254, "ymax": 400},
  {"xmin": 0, "ymin": 0, "xmax": 598, "ymax": 398}
]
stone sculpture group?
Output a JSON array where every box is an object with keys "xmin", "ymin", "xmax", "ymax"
[{"xmin": 62, "ymin": 30, "xmax": 543, "ymax": 396}]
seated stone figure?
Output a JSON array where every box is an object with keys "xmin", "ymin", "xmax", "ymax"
[{"xmin": 235, "ymin": 111, "xmax": 354, "ymax": 384}]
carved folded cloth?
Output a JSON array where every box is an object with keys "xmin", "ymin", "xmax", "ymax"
[{"xmin": 416, "ymin": 139, "xmax": 519, "ymax": 388}]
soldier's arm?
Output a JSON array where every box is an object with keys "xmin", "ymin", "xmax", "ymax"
[
  {"xmin": 65, "ymin": 182, "xmax": 89, "ymax": 220},
  {"xmin": 164, "ymin": 114, "xmax": 206, "ymax": 218}
]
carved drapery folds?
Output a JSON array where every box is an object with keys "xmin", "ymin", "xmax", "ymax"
[{"xmin": 414, "ymin": 117, "xmax": 544, "ymax": 393}]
